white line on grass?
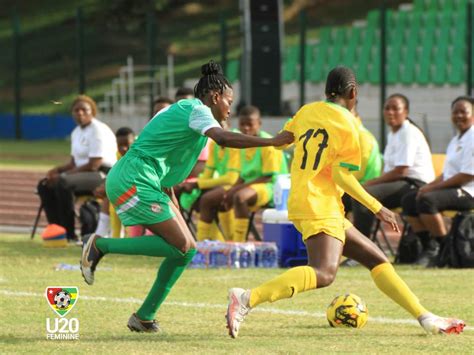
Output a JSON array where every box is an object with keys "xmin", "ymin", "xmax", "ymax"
[{"xmin": 1, "ymin": 289, "xmax": 471, "ymax": 330}]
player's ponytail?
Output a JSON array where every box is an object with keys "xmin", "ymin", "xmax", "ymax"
[
  {"xmin": 325, "ymin": 66, "xmax": 357, "ymax": 100},
  {"xmin": 194, "ymin": 60, "xmax": 232, "ymax": 99}
]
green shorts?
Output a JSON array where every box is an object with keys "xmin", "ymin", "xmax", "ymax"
[{"xmin": 105, "ymin": 153, "xmax": 175, "ymax": 226}]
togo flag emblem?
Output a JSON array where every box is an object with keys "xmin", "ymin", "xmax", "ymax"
[{"xmin": 45, "ymin": 286, "xmax": 79, "ymax": 317}]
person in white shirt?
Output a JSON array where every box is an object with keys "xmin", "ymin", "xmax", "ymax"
[
  {"xmin": 352, "ymin": 94, "xmax": 435, "ymax": 240},
  {"xmin": 402, "ymin": 96, "xmax": 474, "ymax": 266},
  {"xmin": 37, "ymin": 95, "xmax": 117, "ymax": 241}
]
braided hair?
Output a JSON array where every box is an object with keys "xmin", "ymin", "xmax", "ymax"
[
  {"xmin": 325, "ymin": 66, "xmax": 357, "ymax": 100},
  {"xmin": 194, "ymin": 61, "xmax": 232, "ymax": 99}
]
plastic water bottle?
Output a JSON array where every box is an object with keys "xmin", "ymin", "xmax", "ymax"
[
  {"xmin": 256, "ymin": 242, "xmax": 278, "ymax": 268},
  {"xmin": 239, "ymin": 243, "xmax": 256, "ymax": 268},
  {"xmin": 273, "ymin": 174, "xmax": 291, "ymax": 211},
  {"xmin": 208, "ymin": 241, "xmax": 230, "ymax": 268},
  {"xmin": 190, "ymin": 250, "xmax": 207, "ymax": 268}
]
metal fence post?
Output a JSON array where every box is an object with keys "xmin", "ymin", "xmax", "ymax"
[
  {"xmin": 299, "ymin": 9, "xmax": 307, "ymax": 108},
  {"xmin": 76, "ymin": 7, "xmax": 85, "ymax": 94},
  {"xmin": 220, "ymin": 13, "xmax": 227, "ymax": 75},
  {"xmin": 147, "ymin": 12, "xmax": 157, "ymax": 118},
  {"xmin": 379, "ymin": 2, "xmax": 387, "ymax": 150},
  {"xmin": 467, "ymin": 1, "xmax": 473, "ymax": 96},
  {"xmin": 13, "ymin": 10, "xmax": 21, "ymax": 139}
]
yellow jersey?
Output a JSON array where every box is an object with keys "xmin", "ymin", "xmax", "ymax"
[{"xmin": 283, "ymin": 101, "xmax": 360, "ymax": 220}]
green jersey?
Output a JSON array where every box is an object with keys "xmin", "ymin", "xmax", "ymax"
[{"xmin": 129, "ymin": 98, "xmax": 220, "ymax": 187}]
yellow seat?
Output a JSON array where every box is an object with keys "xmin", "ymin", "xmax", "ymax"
[{"xmin": 431, "ymin": 154, "xmax": 446, "ymax": 177}]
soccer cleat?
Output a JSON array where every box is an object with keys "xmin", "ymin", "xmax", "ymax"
[
  {"xmin": 226, "ymin": 288, "xmax": 251, "ymax": 339},
  {"xmin": 80, "ymin": 233, "xmax": 104, "ymax": 285},
  {"xmin": 419, "ymin": 313, "xmax": 466, "ymax": 335},
  {"xmin": 127, "ymin": 313, "xmax": 160, "ymax": 333}
]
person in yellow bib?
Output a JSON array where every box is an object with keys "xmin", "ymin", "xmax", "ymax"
[
  {"xmin": 225, "ymin": 66, "xmax": 465, "ymax": 338},
  {"xmin": 182, "ymin": 122, "xmax": 241, "ymax": 241},
  {"xmin": 196, "ymin": 106, "xmax": 287, "ymax": 242}
]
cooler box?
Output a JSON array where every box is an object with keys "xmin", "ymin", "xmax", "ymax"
[{"xmin": 262, "ymin": 209, "xmax": 307, "ymax": 267}]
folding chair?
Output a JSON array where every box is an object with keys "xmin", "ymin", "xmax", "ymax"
[{"xmin": 369, "ymin": 207, "xmax": 406, "ymax": 258}]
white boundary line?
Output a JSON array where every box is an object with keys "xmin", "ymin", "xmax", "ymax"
[{"xmin": 1, "ymin": 289, "xmax": 471, "ymax": 330}]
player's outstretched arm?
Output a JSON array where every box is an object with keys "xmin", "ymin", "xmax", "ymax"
[
  {"xmin": 332, "ymin": 166, "xmax": 399, "ymax": 232},
  {"xmin": 206, "ymin": 127, "xmax": 294, "ymax": 149}
]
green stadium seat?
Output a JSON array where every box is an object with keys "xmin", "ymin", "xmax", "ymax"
[
  {"xmin": 225, "ymin": 59, "xmax": 240, "ymax": 83},
  {"xmin": 283, "ymin": 45, "xmax": 299, "ymax": 82},
  {"xmin": 400, "ymin": 12, "xmax": 421, "ymax": 84},
  {"xmin": 344, "ymin": 27, "xmax": 360, "ymax": 70},
  {"xmin": 433, "ymin": 13, "xmax": 451, "ymax": 84}
]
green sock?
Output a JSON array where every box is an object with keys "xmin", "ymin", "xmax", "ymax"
[
  {"xmin": 96, "ymin": 236, "xmax": 183, "ymax": 258},
  {"xmin": 137, "ymin": 248, "xmax": 197, "ymax": 320}
]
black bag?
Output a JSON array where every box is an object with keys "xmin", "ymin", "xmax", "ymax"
[
  {"xmin": 79, "ymin": 199, "xmax": 101, "ymax": 237},
  {"xmin": 437, "ymin": 212, "xmax": 474, "ymax": 268},
  {"xmin": 395, "ymin": 229, "xmax": 422, "ymax": 264}
]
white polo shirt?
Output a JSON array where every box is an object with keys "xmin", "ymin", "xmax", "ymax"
[
  {"xmin": 443, "ymin": 125, "xmax": 474, "ymax": 196},
  {"xmin": 383, "ymin": 120, "xmax": 435, "ymax": 183},
  {"xmin": 70, "ymin": 118, "xmax": 117, "ymax": 168}
]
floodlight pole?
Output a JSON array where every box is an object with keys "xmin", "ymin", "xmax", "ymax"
[{"xmin": 380, "ymin": 2, "xmax": 387, "ymax": 150}]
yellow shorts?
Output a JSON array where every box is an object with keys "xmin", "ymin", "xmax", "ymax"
[
  {"xmin": 293, "ymin": 218, "xmax": 353, "ymax": 244},
  {"xmin": 248, "ymin": 183, "xmax": 272, "ymax": 212}
]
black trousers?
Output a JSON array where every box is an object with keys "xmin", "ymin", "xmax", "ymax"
[
  {"xmin": 401, "ymin": 187, "xmax": 474, "ymax": 216},
  {"xmin": 37, "ymin": 172, "xmax": 105, "ymax": 240},
  {"xmin": 352, "ymin": 179, "xmax": 425, "ymax": 237}
]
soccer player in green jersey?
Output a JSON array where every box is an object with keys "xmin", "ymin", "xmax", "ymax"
[{"xmin": 80, "ymin": 61, "xmax": 294, "ymax": 333}]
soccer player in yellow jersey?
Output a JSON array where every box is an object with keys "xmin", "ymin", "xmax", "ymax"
[{"xmin": 225, "ymin": 67, "xmax": 465, "ymax": 337}]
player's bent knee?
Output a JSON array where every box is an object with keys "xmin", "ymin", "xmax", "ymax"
[
  {"xmin": 314, "ymin": 268, "xmax": 337, "ymax": 288},
  {"xmin": 232, "ymin": 192, "xmax": 246, "ymax": 206}
]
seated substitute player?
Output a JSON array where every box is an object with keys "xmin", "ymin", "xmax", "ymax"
[
  {"xmin": 80, "ymin": 61, "xmax": 294, "ymax": 333},
  {"xmin": 181, "ymin": 120, "xmax": 240, "ymax": 241},
  {"xmin": 225, "ymin": 66, "xmax": 465, "ymax": 338},
  {"xmin": 197, "ymin": 105, "xmax": 287, "ymax": 242}
]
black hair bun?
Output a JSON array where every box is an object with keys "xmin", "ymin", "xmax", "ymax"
[{"xmin": 201, "ymin": 60, "xmax": 223, "ymax": 76}]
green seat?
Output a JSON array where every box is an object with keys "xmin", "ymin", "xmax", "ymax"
[
  {"xmin": 327, "ymin": 27, "xmax": 345, "ymax": 69},
  {"xmin": 283, "ymin": 45, "xmax": 299, "ymax": 82},
  {"xmin": 433, "ymin": 13, "xmax": 451, "ymax": 85},
  {"xmin": 418, "ymin": 12, "xmax": 436, "ymax": 84},
  {"xmin": 400, "ymin": 12, "xmax": 421, "ymax": 84},
  {"xmin": 225, "ymin": 59, "xmax": 240, "ymax": 83}
]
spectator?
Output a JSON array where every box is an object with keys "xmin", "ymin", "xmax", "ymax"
[
  {"xmin": 37, "ymin": 95, "xmax": 117, "ymax": 241},
  {"xmin": 94, "ymin": 127, "xmax": 136, "ymax": 238},
  {"xmin": 175, "ymin": 87, "xmax": 194, "ymax": 101},
  {"xmin": 401, "ymin": 96, "xmax": 474, "ymax": 266},
  {"xmin": 152, "ymin": 97, "xmax": 174, "ymax": 116},
  {"xmin": 352, "ymin": 94, "xmax": 435, "ymax": 238}
]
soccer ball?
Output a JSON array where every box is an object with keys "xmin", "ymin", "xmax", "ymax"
[
  {"xmin": 54, "ymin": 291, "xmax": 71, "ymax": 309},
  {"xmin": 326, "ymin": 293, "xmax": 368, "ymax": 329}
]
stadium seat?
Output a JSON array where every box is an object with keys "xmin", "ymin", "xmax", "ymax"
[{"xmin": 225, "ymin": 59, "xmax": 240, "ymax": 83}]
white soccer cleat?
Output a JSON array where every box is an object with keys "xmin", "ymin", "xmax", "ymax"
[
  {"xmin": 226, "ymin": 288, "xmax": 251, "ymax": 339},
  {"xmin": 419, "ymin": 313, "xmax": 466, "ymax": 335}
]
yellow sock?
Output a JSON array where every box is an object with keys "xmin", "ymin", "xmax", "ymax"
[
  {"xmin": 197, "ymin": 220, "xmax": 212, "ymax": 241},
  {"xmin": 234, "ymin": 218, "xmax": 249, "ymax": 242},
  {"xmin": 371, "ymin": 262, "xmax": 428, "ymax": 319},
  {"xmin": 249, "ymin": 266, "xmax": 317, "ymax": 307},
  {"xmin": 209, "ymin": 221, "xmax": 225, "ymax": 241},
  {"xmin": 218, "ymin": 210, "xmax": 235, "ymax": 240}
]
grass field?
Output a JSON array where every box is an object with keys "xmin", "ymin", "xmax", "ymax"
[
  {"xmin": 0, "ymin": 234, "xmax": 472, "ymax": 354},
  {"xmin": 0, "ymin": 139, "xmax": 69, "ymax": 169}
]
